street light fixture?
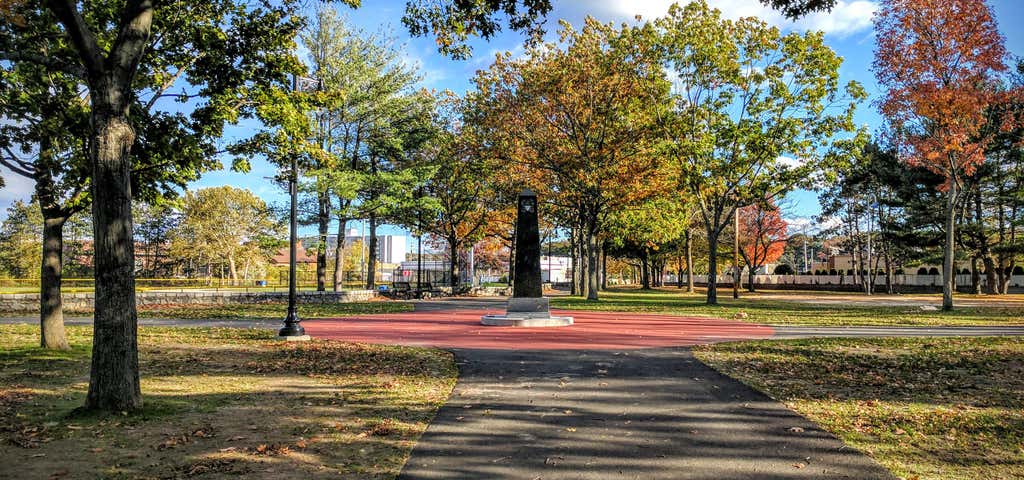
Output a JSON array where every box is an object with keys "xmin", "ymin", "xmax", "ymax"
[{"xmin": 278, "ymin": 73, "xmax": 320, "ymax": 341}]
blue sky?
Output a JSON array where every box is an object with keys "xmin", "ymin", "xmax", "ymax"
[{"xmin": 2, "ymin": 0, "xmax": 1022, "ymax": 241}]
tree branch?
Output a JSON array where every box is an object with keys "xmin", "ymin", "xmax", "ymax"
[
  {"xmin": 0, "ymin": 51, "xmax": 86, "ymax": 77},
  {"xmin": 44, "ymin": 0, "xmax": 103, "ymax": 78},
  {"xmin": 109, "ymin": 0, "xmax": 155, "ymax": 86}
]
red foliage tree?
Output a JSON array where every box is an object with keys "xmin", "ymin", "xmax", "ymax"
[
  {"xmin": 737, "ymin": 201, "xmax": 788, "ymax": 292},
  {"xmin": 873, "ymin": 0, "xmax": 1018, "ymax": 310}
]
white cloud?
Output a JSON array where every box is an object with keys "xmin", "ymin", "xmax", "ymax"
[
  {"xmin": 573, "ymin": 0, "xmax": 876, "ymax": 37},
  {"xmin": 792, "ymin": 1, "xmax": 876, "ymax": 37},
  {"xmin": 776, "ymin": 155, "xmax": 805, "ymax": 168}
]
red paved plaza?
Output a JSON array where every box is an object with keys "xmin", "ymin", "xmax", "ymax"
[{"xmin": 303, "ymin": 309, "xmax": 773, "ymax": 350}]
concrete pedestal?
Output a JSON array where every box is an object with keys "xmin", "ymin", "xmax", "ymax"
[{"xmin": 480, "ymin": 297, "xmax": 573, "ymax": 327}]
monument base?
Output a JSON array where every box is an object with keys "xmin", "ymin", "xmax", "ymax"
[{"xmin": 480, "ymin": 297, "xmax": 573, "ymax": 327}]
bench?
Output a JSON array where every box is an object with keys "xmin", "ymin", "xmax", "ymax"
[
  {"xmin": 386, "ymin": 281, "xmax": 413, "ymax": 300},
  {"xmin": 416, "ymin": 282, "xmax": 443, "ymax": 299}
]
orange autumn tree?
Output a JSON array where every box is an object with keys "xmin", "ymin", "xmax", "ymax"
[
  {"xmin": 737, "ymin": 201, "xmax": 788, "ymax": 292},
  {"xmin": 873, "ymin": 0, "xmax": 1018, "ymax": 311},
  {"xmin": 467, "ymin": 18, "xmax": 670, "ymax": 300}
]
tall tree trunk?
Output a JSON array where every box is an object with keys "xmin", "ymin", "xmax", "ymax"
[
  {"xmin": 48, "ymin": 0, "xmax": 152, "ymax": 414},
  {"xmin": 365, "ymin": 214, "xmax": 378, "ymax": 290},
  {"xmin": 333, "ymin": 216, "xmax": 347, "ymax": 291},
  {"xmin": 971, "ymin": 257, "xmax": 981, "ymax": 294},
  {"xmin": 983, "ymin": 257, "xmax": 998, "ymax": 295},
  {"xmin": 600, "ymin": 244, "xmax": 607, "ymax": 291},
  {"xmin": 942, "ymin": 180, "xmax": 957, "ymax": 311},
  {"xmin": 40, "ymin": 214, "xmax": 70, "ymax": 350},
  {"xmin": 747, "ymin": 264, "xmax": 756, "ymax": 293},
  {"xmin": 448, "ymin": 238, "xmax": 460, "ymax": 287},
  {"xmin": 884, "ymin": 251, "xmax": 894, "ymax": 294},
  {"xmin": 585, "ymin": 223, "xmax": 599, "ymax": 301},
  {"xmin": 316, "ymin": 192, "xmax": 330, "ymax": 292},
  {"xmin": 227, "ymin": 254, "xmax": 238, "ymax": 282},
  {"xmin": 85, "ymin": 100, "xmax": 142, "ymax": 411},
  {"xmin": 640, "ymin": 248, "xmax": 651, "ymax": 290},
  {"xmin": 706, "ymin": 228, "xmax": 720, "ymax": 305},
  {"xmin": 677, "ymin": 255, "xmax": 684, "ymax": 289},
  {"xmin": 685, "ymin": 230, "xmax": 694, "ymax": 293},
  {"xmin": 976, "ymin": 190, "xmax": 996, "ymax": 294},
  {"xmin": 568, "ymin": 227, "xmax": 577, "ymax": 296}
]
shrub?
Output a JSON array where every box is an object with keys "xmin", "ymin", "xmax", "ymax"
[
  {"xmin": 829, "ymin": 269, "xmax": 838, "ymax": 275},
  {"xmin": 773, "ymin": 264, "xmax": 795, "ymax": 275},
  {"xmin": 917, "ymin": 267, "xmax": 928, "ymax": 275},
  {"xmin": 894, "ymin": 268, "xmax": 904, "ymax": 275},
  {"xmin": 928, "ymin": 267, "xmax": 940, "ymax": 275},
  {"xmin": 1014, "ymin": 266, "xmax": 1024, "ymax": 275}
]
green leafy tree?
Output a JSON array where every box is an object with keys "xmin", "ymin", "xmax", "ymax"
[
  {"xmin": 3, "ymin": 0, "xmax": 549, "ymax": 412},
  {"xmin": 655, "ymin": 1, "xmax": 865, "ymax": 304},
  {"xmin": 0, "ymin": 4, "xmax": 252, "ymax": 349},
  {"xmin": 469, "ymin": 18, "xmax": 670, "ymax": 300},
  {"xmin": 0, "ymin": 200, "xmax": 43, "ymax": 279},
  {"xmin": 169, "ymin": 187, "xmax": 283, "ymax": 283},
  {"xmin": 412, "ymin": 94, "xmax": 496, "ymax": 287}
]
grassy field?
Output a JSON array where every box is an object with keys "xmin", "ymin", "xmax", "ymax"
[
  {"xmin": 0, "ymin": 324, "xmax": 456, "ymax": 479},
  {"xmin": 550, "ymin": 288, "xmax": 1024, "ymax": 326},
  {"xmin": 694, "ymin": 337, "xmax": 1024, "ymax": 480},
  {"xmin": 0, "ymin": 300, "xmax": 413, "ymax": 319}
]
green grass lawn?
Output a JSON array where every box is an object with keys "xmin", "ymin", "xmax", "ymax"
[
  {"xmin": 135, "ymin": 300, "xmax": 413, "ymax": 320},
  {"xmin": 0, "ymin": 300, "xmax": 413, "ymax": 319},
  {"xmin": 0, "ymin": 324, "xmax": 456, "ymax": 479},
  {"xmin": 550, "ymin": 288, "xmax": 1024, "ymax": 326},
  {"xmin": 694, "ymin": 337, "xmax": 1024, "ymax": 480}
]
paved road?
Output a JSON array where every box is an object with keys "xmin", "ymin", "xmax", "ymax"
[{"xmin": 399, "ymin": 347, "xmax": 894, "ymax": 479}]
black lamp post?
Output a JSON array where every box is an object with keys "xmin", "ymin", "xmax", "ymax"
[
  {"xmin": 278, "ymin": 73, "xmax": 316, "ymax": 339},
  {"xmin": 278, "ymin": 146, "xmax": 305, "ymax": 337}
]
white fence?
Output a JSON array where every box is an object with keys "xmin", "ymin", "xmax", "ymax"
[{"xmin": 680, "ymin": 274, "xmax": 1024, "ymax": 288}]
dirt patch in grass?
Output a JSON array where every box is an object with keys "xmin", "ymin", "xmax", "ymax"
[
  {"xmin": 694, "ymin": 336, "xmax": 1024, "ymax": 480},
  {"xmin": 0, "ymin": 324, "xmax": 455, "ymax": 479},
  {"xmin": 550, "ymin": 288, "xmax": 1024, "ymax": 326}
]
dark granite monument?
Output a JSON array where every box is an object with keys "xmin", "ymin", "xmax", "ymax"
[{"xmin": 481, "ymin": 189, "xmax": 573, "ymax": 327}]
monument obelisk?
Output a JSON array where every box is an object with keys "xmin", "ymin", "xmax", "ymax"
[{"xmin": 481, "ymin": 189, "xmax": 573, "ymax": 327}]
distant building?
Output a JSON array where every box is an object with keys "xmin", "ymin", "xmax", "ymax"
[
  {"xmin": 269, "ymin": 247, "xmax": 316, "ymax": 266},
  {"xmin": 322, "ymin": 228, "xmax": 408, "ymax": 264},
  {"xmin": 541, "ymin": 256, "xmax": 571, "ymax": 283}
]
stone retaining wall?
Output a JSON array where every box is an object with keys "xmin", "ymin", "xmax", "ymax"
[{"xmin": 0, "ymin": 290, "xmax": 378, "ymax": 313}]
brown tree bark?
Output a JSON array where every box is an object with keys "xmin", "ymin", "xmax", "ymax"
[
  {"xmin": 685, "ymin": 230, "xmax": 694, "ymax": 293},
  {"xmin": 706, "ymin": 227, "xmax": 720, "ymax": 305},
  {"xmin": 942, "ymin": 179, "xmax": 957, "ymax": 311},
  {"xmin": 48, "ymin": 0, "xmax": 151, "ymax": 413},
  {"xmin": 316, "ymin": 192, "xmax": 330, "ymax": 292},
  {"xmin": 333, "ymin": 216, "xmax": 347, "ymax": 291},
  {"xmin": 448, "ymin": 237, "xmax": 461, "ymax": 287},
  {"xmin": 584, "ymin": 214, "xmax": 599, "ymax": 300},
  {"xmin": 40, "ymin": 214, "xmax": 69, "ymax": 350}
]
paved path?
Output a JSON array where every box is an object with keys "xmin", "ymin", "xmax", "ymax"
[{"xmin": 399, "ymin": 347, "xmax": 894, "ymax": 479}]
